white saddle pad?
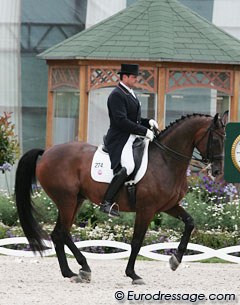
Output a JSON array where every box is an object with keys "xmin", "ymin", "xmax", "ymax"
[{"xmin": 91, "ymin": 139, "xmax": 149, "ymax": 184}]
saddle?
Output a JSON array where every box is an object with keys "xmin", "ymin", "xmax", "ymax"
[
  {"xmin": 102, "ymin": 136, "xmax": 145, "ymax": 179},
  {"xmin": 91, "ymin": 137, "xmax": 149, "ymax": 206},
  {"xmin": 102, "ymin": 136, "xmax": 145, "ymax": 206}
]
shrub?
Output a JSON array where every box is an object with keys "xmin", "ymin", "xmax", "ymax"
[
  {"xmin": 0, "ymin": 112, "xmax": 20, "ymax": 171},
  {"xmin": 0, "ymin": 191, "xmax": 18, "ymax": 226},
  {"xmin": 160, "ymin": 195, "xmax": 240, "ymax": 232},
  {"xmin": 0, "ymin": 222, "xmax": 9, "ymax": 239},
  {"xmin": 31, "ymin": 190, "xmax": 58, "ymax": 224},
  {"xmin": 76, "ymin": 200, "xmax": 135, "ymax": 227},
  {"xmin": 190, "ymin": 229, "xmax": 240, "ymax": 249},
  {"xmin": 159, "ymin": 172, "xmax": 240, "ymax": 232},
  {"xmin": 188, "ymin": 174, "xmax": 238, "ymax": 204}
]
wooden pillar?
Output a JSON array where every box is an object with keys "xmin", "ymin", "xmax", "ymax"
[
  {"xmin": 78, "ymin": 64, "xmax": 88, "ymax": 141},
  {"xmin": 45, "ymin": 67, "xmax": 54, "ymax": 148},
  {"xmin": 230, "ymin": 70, "xmax": 240, "ymax": 122},
  {"xmin": 157, "ymin": 67, "xmax": 166, "ymax": 130}
]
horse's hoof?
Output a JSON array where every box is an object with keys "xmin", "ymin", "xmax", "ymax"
[
  {"xmin": 169, "ymin": 254, "xmax": 180, "ymax": 271},
  {"xmin": 79, "ymin": 270, "xmax": 91, "ymax": 283},
  {"xmin": 70, "ymin": 275, "xmax": 84, "ymax": 283},
  {"xmin": 132, "ymin": 278, "xmax": 145, "ymax": 285}
]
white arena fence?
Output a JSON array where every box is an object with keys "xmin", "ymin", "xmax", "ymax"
[{"xmin": 0, "ymin": 237, "xmax": 240, "ymax": 263}]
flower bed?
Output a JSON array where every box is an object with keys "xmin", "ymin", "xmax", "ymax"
[{"xmin": 0, "ymin": 168, "xmax": 240, "ymax": 254}]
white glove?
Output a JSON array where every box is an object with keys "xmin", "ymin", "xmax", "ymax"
[
  {"xmin": 145, "ymin": 129, "xmax": 154, "ymax": 141},
  {"xmin": 149, "ymin": 119, "xmax": 159, "ymax": 129}
]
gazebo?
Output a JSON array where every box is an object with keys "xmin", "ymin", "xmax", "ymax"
[{"xmin": 39, "ymin": 0, "xmax": 240, "ymax": 147}]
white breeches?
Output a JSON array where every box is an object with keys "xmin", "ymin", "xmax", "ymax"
[{"xmin": 121, "ymin": 134, "xmax": 137, "ymax": 175}]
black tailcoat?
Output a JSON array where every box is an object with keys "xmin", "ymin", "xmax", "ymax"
[{"xmin": 105, "ymin": 83, "xmax": 150, "ymax": 171}]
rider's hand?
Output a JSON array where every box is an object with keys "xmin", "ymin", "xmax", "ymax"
[
  {"xmin": 145, "ymin": 129, "xmax": 154, "ymax": 141},
  {"xmin": 149, "ymin": 119, "xmax": 159, "ymax": 130}
]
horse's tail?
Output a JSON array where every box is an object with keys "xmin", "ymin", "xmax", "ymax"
[{"xmin": 15, "ymin": 148, "xmax": 47, "ymax": 255}]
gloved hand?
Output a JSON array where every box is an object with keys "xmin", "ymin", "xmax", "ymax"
[
  {"xmin": 149, "ymin": 119, "xmax": 159, "ymax": 130},
  {"xmin": 145, "ymin": 129, "xmax": 154, "ymax": 141}
]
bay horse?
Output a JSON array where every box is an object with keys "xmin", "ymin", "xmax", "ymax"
[{"xmin": 15, "ymin": 113, "xmax": 225, "ymax": 284}]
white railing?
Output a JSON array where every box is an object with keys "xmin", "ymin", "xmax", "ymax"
[{"xmin": 0, "ymin": 237, "xmax": 240, "ymax": 263}]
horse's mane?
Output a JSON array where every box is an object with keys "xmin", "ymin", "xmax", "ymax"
[{"xmin": 156, "ymin": 113, "xmax": 211, "ymax": 139}]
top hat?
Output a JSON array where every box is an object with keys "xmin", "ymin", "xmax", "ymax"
[{"xmin": 117, "ymin": 64, "xmax": 140, "ymax": 76}]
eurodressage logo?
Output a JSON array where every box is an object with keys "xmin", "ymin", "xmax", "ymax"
[{"xmin": 114, "ymin": 290, "xmax": 236, "ymax": 303}]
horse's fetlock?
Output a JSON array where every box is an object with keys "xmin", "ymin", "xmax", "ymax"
[
  {"xmin": 80, "ymin": 260, "xmax": 91, "ymax": 272},
  {"xmin": 175, "ymin": 251, "xmax": 183, "ymax": 263},
  {"xmin": 125, "ymin": 268, "xmax": 133, "ymax": 277},
  {"xmin": 62, "ymin": 269, "xmax": 77, "ymax": 278}
]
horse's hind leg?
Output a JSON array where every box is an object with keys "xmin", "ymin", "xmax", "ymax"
[
  {"xmin": 63, "ymin": 226, "xmax": 91, "ymax": 282},
  {"xmin": 51, "ymin": 218, "xmax": 76, "ymax": 279},
  {"xmin": 51, "ymin": 197, "xmax": 91, "ymax": 282},
  {"xmin": 164, "ymin": 205, "xmax": 195, "ymax": 271}
]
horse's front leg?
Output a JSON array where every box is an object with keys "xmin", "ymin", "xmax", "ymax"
[
  {"xmin": 164, "ymin": 205, "xmax": 195, "ymax": 271},
  {"xmin": 125, "ymin": 209, "xmax": 154, "ymax": 285}
]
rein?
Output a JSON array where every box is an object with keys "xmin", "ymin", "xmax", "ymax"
[
  {"xmin": 153, "ymin": 140, "xmax": 192, "ymax": 164},
  {"xmin": 153, "ymin": 119, "xmax": 225, "ymax": 165}
]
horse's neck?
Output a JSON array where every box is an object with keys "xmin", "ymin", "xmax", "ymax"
[{"xmin": 160, "ymin": 117, "xmax": 207, "ymax": 158}]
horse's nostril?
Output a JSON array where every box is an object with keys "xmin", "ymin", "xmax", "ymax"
[{"xmin": 214, "ymin": 169, "xmax": 220, "ymax": 177}]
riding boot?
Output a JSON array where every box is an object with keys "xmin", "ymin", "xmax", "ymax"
[{"xmin": 100, "ymin": 167, "xmax": 128, "ymax": 217}]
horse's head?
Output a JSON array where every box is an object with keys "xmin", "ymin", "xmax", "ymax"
[{"xmin": 195, "ymin": 113, "xmax": 225, "ymax": 177}]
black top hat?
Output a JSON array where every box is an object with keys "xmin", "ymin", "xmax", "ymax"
[{"xmin": 117, "ymin": 64, "xmax": 140, "ymax": 76}]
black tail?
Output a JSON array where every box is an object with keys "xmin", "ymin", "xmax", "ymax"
[{"xmin": 15, "ymin": 148, "xmax": 47, "ymax": 255}]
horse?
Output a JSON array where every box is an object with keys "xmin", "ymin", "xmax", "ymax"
[{"xmin": 15, "ymin": 113, "xmax": 225, "ymax": 284}]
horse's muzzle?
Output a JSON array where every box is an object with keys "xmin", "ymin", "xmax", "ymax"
[
  {"xmin": 212, "ymin": 168, "xmax": 222, "ymax": 177},
  {"xmin": 211, "ymin": 163, "xmax": 223, "ymax": 177}
]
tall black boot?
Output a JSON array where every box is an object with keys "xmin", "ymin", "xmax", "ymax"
[{"xmin": 100, "ymin": 167, "xmax": 128, "ymax": 217}]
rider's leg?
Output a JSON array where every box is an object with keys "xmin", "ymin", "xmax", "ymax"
[
  {"xmin": 100, "ymin": 135, "xmax": 135, "ymax": 217},
  {"xmin": 100, "ymin": 167, "xmax": 128, "ymax": 217}
]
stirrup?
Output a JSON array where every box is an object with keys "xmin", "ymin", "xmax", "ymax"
[
  {"xmin": 100, "ymin": 201, "xmax": 120, "ymax": 217},
  {"xmin": 108, "ymin": 203, "xmax": 120, "ymax": 218}
]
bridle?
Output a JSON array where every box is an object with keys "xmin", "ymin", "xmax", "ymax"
[
  {"xmin": 194, "ymin": 122, "xmax": 225, "ymax": 163},
  {"xmin": 153, "ymin": 118, "xmax": 225, "ymax": 165}
]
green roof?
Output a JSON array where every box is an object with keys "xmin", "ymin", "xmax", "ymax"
[{"xmin": 39, "ymin": 0, "xmax": 240, "ymax": 64}]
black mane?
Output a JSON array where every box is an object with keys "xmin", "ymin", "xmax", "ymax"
[{"xmin": 156, "ymin": 113, "xmax": 211, "ymax": 139}]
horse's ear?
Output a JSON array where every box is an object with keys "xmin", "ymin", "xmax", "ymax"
[
  {"xmin": 213, "ymin": 113, "xmax": 225, "ymax": 128},
  {"xmin": 221, "ymin": 110, "xmax": 229, "ymax": 125},
  {"xmin": 213, "ymin": 113, "xmax": 221, "ymax": 127}
]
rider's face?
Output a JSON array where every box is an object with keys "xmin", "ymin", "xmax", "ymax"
[{"xmin": 122, "ymin": 74, "xmax": 138, "ymax": 88}]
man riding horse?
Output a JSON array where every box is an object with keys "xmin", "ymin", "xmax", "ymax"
[{"xmin": 100, "ymin": 63, "xmax": 159, "ymax": 217}]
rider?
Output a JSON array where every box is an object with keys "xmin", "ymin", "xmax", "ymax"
[{"xmin": 100, "ymin": 63, "xmax": 159, "ymax": 217}]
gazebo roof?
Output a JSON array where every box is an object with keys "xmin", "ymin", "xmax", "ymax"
[{"xmin": 39, "ymin": 0, "xmax": 240, "ymax": 64}]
